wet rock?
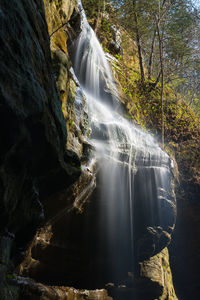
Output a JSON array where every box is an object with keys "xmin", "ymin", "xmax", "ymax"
[
  {"xmin": 109, "ymin": 25, "xmax": 122, "ymax": 55},
  {"xmin": 18, "ymin": 276, "xmax": 113, "ymax": 300},
  {"xmin": 169, "ymin": 198, "xmax": 200, "ymax": 300},
  {"xmin": 0, "ymin": 0, "xmax": 81, "ymax": 298},
  {"xmin": 133, "ymin": 166, "xmax": 176, "ymax": 260},
  {"xmin": 44, "ymin": 0, "xmax": 79, "ymax": 40},
  {"xmin": 103, "ymin": 248, "xmax": 177, "ymax": 300},
  {"xmin": 19, "ymin": 5, "xmax": 177, "ymax": 300},
  {"xmin": 19, "ymin": 159, "xmax": 97, "ymax": 287},
  {"xmin": 139, "ymin": 248, "xmax": 178, "ymax": 300},
  {"xmin": 0, "ymin": 0, "xmax": 80, "ymax": 235},
  {"xmin": 44, "ymin": 1, "xmax": 89, "ymax": 158},
  {"xmin": 0, "ymin": 232, "xmax": 19, "ymax": 300},
  {"xmin": 0, "ymin": 1, "xmax": 177, "ymax": 300}
]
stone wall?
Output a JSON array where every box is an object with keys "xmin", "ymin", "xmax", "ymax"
[{"xmin": 0, "ymin": 0, "xmax": 80, "ymax": 298}]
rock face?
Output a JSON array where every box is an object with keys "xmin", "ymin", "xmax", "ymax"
[
  {"xmin": 18, "ymin": 277, "xmax": 112, "ymax": 300},
  {"xmin": 169, "ymin": 197, "xmax": 200, "ymax": 299},
  {"xmin": 0, "ymin": 0, "xmax": 178, "ymax": 299},
  {"xmin": 0, "ymin": 0, "xmax": 80, "ymax": 298},
  {"xmin": 16, "ymin": 2, "xmax": 177, "ymax": 300}
]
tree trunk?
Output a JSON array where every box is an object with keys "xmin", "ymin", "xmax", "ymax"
[
  {"xmin": 149, "ymin": 70, "xmax": 161, "ymax": 91},
  {"xmin": 94, "ymin": 0, "xmax": 103, "ymax": 33},
  {"xmin": 94, "ymin": 8, "xmax": 101, "ymax": 33},
  {"xmin": 133, "ymin": 1, "xmax": 145, "ymax": 85},
  {"xmin": 148, "ymin": 29, "xmax": 156, "ymax": 80},
  {"xmin": 156, "ymin": 20, "xmax": 165, "ymax": 147}
]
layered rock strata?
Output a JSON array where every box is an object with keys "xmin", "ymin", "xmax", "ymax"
[
  {"xmin": 0, "ymin": 0, "xmax": 178, "ymax": 299},
  {"xmin": 0, "ymin": 0, "xmax": 80, "ymax": 298}
]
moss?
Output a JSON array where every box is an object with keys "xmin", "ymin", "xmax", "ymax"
[
  {"xmin": 107, "ymin": 26, "xmax": 200, "ymax": 203},
  {"xmin": 51, "ymin": 30, "xmax": 68, "ymax": 52},
  {"xmin": 140, "ymin": 248, "xmax": 177, "ymax": 299},
  {"xmin": 6, "ymin": 273, "xmax": 17, "ymax": 281}
]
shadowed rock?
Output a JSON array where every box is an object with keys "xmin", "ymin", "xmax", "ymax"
[{"xmin": 0, "ymin": 1, "xmax": 80, "ymax": 298}]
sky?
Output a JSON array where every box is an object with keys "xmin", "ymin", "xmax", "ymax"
[{"xmin": 192, "ymin": 0, "xmax": 200, "ymax": 9}]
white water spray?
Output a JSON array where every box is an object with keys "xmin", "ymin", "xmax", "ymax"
[{"xmin": 69, "ymin": 0, "xmax": 174, "ymax": 284}]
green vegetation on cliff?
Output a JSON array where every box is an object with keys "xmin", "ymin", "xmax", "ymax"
[
  {"xmin": 81, "ymin": 2, "xmax": 200, "ymax": 297},
  {"xmin": 82, "ymin": 0, "xmax": 200, "ymax": 203}
]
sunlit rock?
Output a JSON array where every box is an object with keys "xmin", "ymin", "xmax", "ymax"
[{"xmin": 24, "ymin": 2, "xmax": 176, "ymax": 297}]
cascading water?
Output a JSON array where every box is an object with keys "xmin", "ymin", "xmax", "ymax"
[{"xmin": 69, "ymin": 0, "xmax": 175, "ymax": 286}]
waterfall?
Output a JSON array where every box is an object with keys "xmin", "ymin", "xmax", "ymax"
[{"xmin": 69, "ymin": 0, "xmax": 175, "ymax": 286}]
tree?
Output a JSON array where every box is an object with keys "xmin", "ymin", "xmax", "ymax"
[
  {"xmin": 132, "ymin": 0, "xmax": 145, "ymax": 84},
  {"xmin": 109, "ymin": 0, "xmax": 200, "ymax": 136},
  {"xmin": 82, "ymin": 0, "xmax": 105, "ymax": 32},
  {"xmin": 154, "ymin": 0, "xmax": 173, "ymax": 146}
]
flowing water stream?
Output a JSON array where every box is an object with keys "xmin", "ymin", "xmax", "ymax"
[{"xmin": 69, "ymin": 0, "xmax": 174, "ymax": 285}]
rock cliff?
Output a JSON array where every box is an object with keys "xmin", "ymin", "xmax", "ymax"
[
  {"xmin": 0, "ymin": 0, "xmax": 183, "ymax": 299},
  {"xmin": 0, "ymin": 0, "xmax": 80, "ymax": 298}
]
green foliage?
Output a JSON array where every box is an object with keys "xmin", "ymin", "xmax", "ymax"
[
  {"xmin": 109, "ymin": 0, "xmax": 200, "ymax": 116},
  {"xmin": 103, "ymin": 46, "xmax": 110, "ymax": 53},
  {"xmin": 82, "ymin": 0, "xmax": 105, "ymax": 18},
  {"xmin": 111, "ymin": 31, "xmax": 200, "ymax": 195},
  {"xmin": 83, "ymin": 0, "xmax": 200, "ymax": 200},
  {"xmin": 6, "ymin": 273, "xmax": 17, "ymax": 281},
  {"xmin": 101, "ymin": 18, "xmax": 110, "ymax": 32}
]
